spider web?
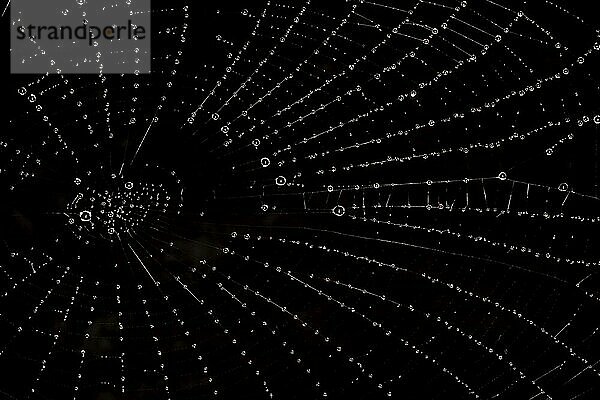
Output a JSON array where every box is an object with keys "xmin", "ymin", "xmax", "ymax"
[{"xmin": 1, "ymin": 0, "xmax": 600, "ymax": 399}]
